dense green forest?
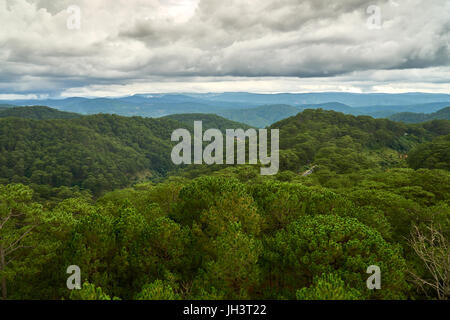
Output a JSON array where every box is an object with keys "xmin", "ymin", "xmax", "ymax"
[
  {"xmin": 407, "ymin": 134, "xmax": 450, "ymax": 171},
  {"xmin": 0, "ymin": 111, "xmax": 255, "ymax": 197},
  {"xmin": 0, "ymin": 108, "xmax": 448, "ymax": 300},
  {"xmin": 1, "ymin": 108, "xmax": 447, "ymax": 196},
  {"xmin": 272, "ymin": 110, "xmax": 449, "ymax": 175},
  {"xmin": 389, "ymin": 107, "xmax": 450, "ymax": 123},
  {"xmin": 0, "ymin": 114, "xmax": 181, "ymax": 195}
]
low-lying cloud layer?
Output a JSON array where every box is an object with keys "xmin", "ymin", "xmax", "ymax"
[{"xmin": 1, "ymin": 0, "xmax": 449, "ymax": 97}]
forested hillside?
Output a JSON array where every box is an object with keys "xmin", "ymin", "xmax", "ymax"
[
  {"xmin": 407, "ymin": 134, "xmax": 450, "ymax": 170},
  {"xmin": 389, "ymin": 107, "xmax": 450, "ymax": 123},
  {"xmin": 162, "ymin": 113, "xmax": 252, "ymax": 130},
  {"xmin": 0, "ymin": 106, "xmax": 81, "ymax": 120},
  {"xmin": 272, "ymin": 109, "xmax": 448, "ymax": 174},
  {"xmin": 0, "ymin": 109, "xmax": 447, "ymax": 196},
  {"xmin": 0, "ymin": 114, "xmax": 181, "ymax": 195},
  {"xmin": 0, "ymin": 104, "xmax": 16, "ymax": 109}
]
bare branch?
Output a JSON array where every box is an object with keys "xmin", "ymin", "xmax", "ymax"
[
  {"xmin": 408, "ymin": 224, "xmax": 450, "ymax": 300},
  {"xmin": 0, "ymin": 212, "xmax": 13, "ymax": 230},
  {"xmin": 5, "ymin": 245, "xmax": 34, "ymax": 257}
]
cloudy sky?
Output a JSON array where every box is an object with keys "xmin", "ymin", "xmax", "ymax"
[{"xmin": 0, "ymin": 0, "xmax": 449, "ymax": 99}]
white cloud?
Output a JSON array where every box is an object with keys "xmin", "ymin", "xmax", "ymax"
[{"xmin": 0, "ymin": 93, "xmax": 48, "ymax": 99}]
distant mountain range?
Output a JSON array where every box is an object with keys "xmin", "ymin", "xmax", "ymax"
[
  {"xmin": 214, "ymin": 102, "xmax": 450, "ymax": 127},
  {"xmin": 216, "ymin": 104, "xmax": 300, "ymax": 128},
  {"xmin": 1, "ymin": 92, "xmax": 449, "ymax": 127},
  {"xmin": 185, "ymin": 92, "xmax": 450, "ymax": 107}
]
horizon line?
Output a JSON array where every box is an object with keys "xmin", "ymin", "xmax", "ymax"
[{"xmin": 2, "ymin": 91, "xmax": 450, "ymax": 101}]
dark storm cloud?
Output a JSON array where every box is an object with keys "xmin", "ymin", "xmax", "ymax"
[
  {"xmin": 0, "ymin": 0, "xmax": 449, "ymax": 96},
  {"xmin": 119, "ymin": 0, "xmax": 450, "ymax": 77}
]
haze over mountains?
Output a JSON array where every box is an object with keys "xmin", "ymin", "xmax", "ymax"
[{"xmin": 1, "ymin": 92, "xmax": 450, "ymax": 127}]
